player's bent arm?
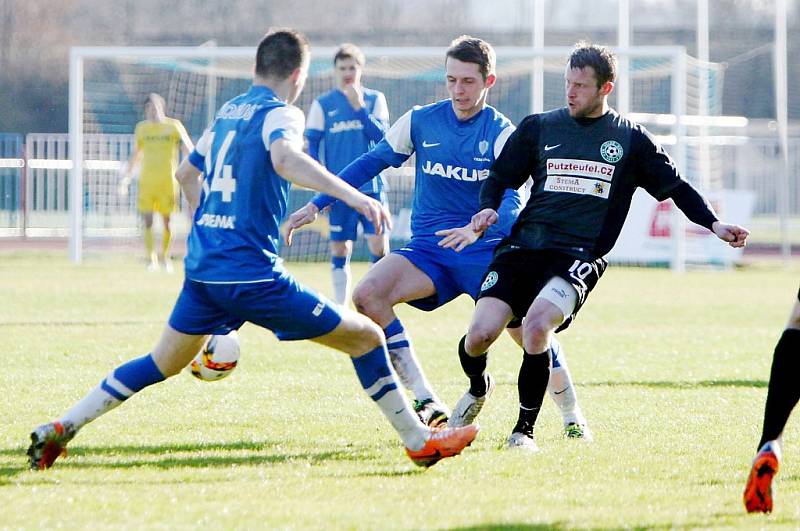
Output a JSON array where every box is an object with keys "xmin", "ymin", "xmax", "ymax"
[
  {"xmin": 271, "ymin": 138, "xmax": 391, "ymax": 231},
  {"xmin": 667, "ymin": 175, "xmax": 749, "ymax": 248},
  {"xmin": 175, "ymin": 158, "xmax": 203, "ymax": 211},
  {"xmin": 309, "ymin": 109, "xmax": 411, "ymax": 211},
  {"xmin": 310, "ymin": 148, "xmax": 395, "ymax": 211}
]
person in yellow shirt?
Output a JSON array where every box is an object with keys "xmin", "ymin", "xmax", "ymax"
[{"xmin": 125, "ymin": 93, "xmax": 193, "ymax": 271}]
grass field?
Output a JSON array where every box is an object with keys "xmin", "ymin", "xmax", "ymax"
[{"xmin": 1, "ymin": 252, "xmax": 799, "ymax": 529}]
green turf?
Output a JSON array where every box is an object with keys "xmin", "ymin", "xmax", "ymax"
[{"xmin": 1, "ymin": 252, "xmax": 799, "ymax": 529}]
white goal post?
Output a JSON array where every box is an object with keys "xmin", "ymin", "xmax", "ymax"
[{"xmin": 68, "ymin": 44, "xmax": 742, "ymax": 267}]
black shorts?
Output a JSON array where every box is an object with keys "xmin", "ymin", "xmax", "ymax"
[{"xmin": 477, "ymin": 248, "xmax": 607, "ymax": 332}]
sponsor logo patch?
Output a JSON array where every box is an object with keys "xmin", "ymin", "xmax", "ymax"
[
  {"xmin": 481, "ymin": 271, "xmax": 499, "ymax": 291},
  {"xmin": 196, "ymin": 213, "xmax": 236, "ymax": 229},
  {"xmin": 544, "ymin": 158, "xmax": 615, "ymax": 198},
  {"xmin": 600, "ymin": 140, "xmax": 623, "ymax": 163},
  {"xmin": 543, "ymin": 176, "xmax": 611, "ymax": 198},
  {"xmin": 421, "ymin": 160, "xmax": 489, "ymax": 181},
  {"xmin": 330, "ymin": 120, "xmax": 364, "ymax": 133}
]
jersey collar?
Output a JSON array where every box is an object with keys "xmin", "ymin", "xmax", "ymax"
[
  {"xmin": 447, "ymin": 103, "xmax": 486, "ymax": 129},
  {"xmin": 248, "ymin": 85, "xmax": 280, "ymax": 102}
]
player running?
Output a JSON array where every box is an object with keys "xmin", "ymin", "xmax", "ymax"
[
  {"xmin": 287, "ymin": 35, "xmax": 590, "ymax": 440},
  {"xmin": 27, "ymin": 29, "xmax": 478, "ymax": 471},
  {"xmin": 123, "ymin": 93, "xmax": 193, "ymax": 272},
  {"xmin": 441, "ymin": 41, "xmax": 749, "ymax": 451},
  {"xmin": 305, "ymin": 43, "xmax": 390, "ymax": 305},
  {"xmin": 743, "ymin": 284, "xmax": 800, "ymax": 513}
]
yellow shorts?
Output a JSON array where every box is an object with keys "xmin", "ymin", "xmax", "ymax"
[{"xmin": 138, "ymin": 181, "xmax": 177, "ymax": 215}]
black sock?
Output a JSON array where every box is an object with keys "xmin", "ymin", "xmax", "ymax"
[
  {"xmin": 458, "ymin": 335, "xmax": 488, "ymax": 397},
  {"xmin": 758, "ymin": 328, "xmax": 800, "ymax": 449},
  {"xmin": 514, "ymin": 350, "xmax": 550, "ymax": 436}
]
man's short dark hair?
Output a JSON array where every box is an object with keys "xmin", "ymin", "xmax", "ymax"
[
  {"xmin": 568, "ymin": 42, "xmax": 617, "ymax": 87},
  {"xmin": 334, "ymin": 43, "xmax": 365, "ymax": 67},
  {"xmin": 445, "ymin": 35, "xmax": 495, "ymax": 81},
  {"xmin": 255, "ymin": 28, "xmax": 310, "ymax": 79}
]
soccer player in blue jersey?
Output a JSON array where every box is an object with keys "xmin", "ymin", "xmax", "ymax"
[
  {"xmin": 27, "ymin": 29, "xmax": 478, "ymax": 471},
  {"xmin": 287, "ymin": 36, "xmax": 590, "ymax": 440},
  {"xmin": 306, "ymin": 44, "xmax": 390, "ymax": 305}
]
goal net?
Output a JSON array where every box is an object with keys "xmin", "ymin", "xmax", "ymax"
[{"xmin": 65, "ymin": 45, "xmax": 739, "ymax": 266}]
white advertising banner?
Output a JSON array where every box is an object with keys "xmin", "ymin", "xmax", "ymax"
[{"xmin": 607, "ymin": 188, "xmax": 756, "ymax": 266}]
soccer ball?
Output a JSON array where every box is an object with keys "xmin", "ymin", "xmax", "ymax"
[{"xmin": 188, "ymin": 331, "xmax": 240, "ymax": 381}]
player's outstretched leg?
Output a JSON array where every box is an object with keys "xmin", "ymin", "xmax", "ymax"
[
  {"xmin": 744, "ymin": 440, "xmax": 781, "ymax": 513},
  {"xmin": 547, "ymin": 338, "xmax": 592, "ymax": 441},
  {"xmin": 744, "ymin": 325, "xmax": 800, "ymax": 513},
  {"xmin": 449, "ymin": 335, "xmax": 494, "ymax": 428},
  {"xmin": 350, "ymin": 344, "xmax": 476, "ymax": 467},
  {"xmin": 384, "ymin": 319, "xmax": 450, "ymax": 428},
  {"xmin": 27, "ymin": 328, "xmax": 206, "ymax": 470},
  {"xmin": 321, "ymin": 311, "xmax": 477, "ymax": 467}
]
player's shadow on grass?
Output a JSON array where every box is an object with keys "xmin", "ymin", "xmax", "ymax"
[
  {"xmin": 0, "ymin": 439, "xmax": 371, "ymax": 483},
  {"xmin": 451, "ymin": 524, "xmax": 739, "ymax": 531},
  {"xmin": 584, "ymin": 379, "xmax": 767, "ymax": 389}
]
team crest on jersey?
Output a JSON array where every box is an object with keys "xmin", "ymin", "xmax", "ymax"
[
  {"xmin": 600, "ymin": 140, "xmax": 623, "ymax": 163},
  {"xmin": 481, "ymin": 271, "xmax": 499, "ymax": 291},
  {"xmin": 478, "ymin": 140, "xmax": 489, "ymax": 156}
]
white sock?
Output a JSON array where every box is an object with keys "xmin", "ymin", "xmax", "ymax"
[
  {"xmin": 59, "ymin": 353, "xmax": 165, "ymax": 431},
  {"xmin": 375, "ymin": 389, "xmax": 430, "ymax": 451},
  {"xmin": 60, "ymin": 384, "xmax": 123, "ymax": 430},
  {"xmin": 547, "ymin": 345, "xmax": 586, "ymax": 426},
  {"xmin": 384, "ymin": 320, "xmax": 441, "ymax": 404},
  {"xmin": 331, "ymin": 263, "xmax": 351, "ymax": 305},
  {"xmin": 352, "ymin": 345, "xmax": 430, "ymax": 451}
]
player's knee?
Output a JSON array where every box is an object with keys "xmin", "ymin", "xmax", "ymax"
[
  {"xmin": 522, "ymin": 314, "xmax": 557, "ymax": 353},
  {"xmin": 466, "ymin": 323, "xmax": 500, "ymax": 354},
  {"xmin": 352, "ymin": 278, "xmax": 384, "ymax": 317}
]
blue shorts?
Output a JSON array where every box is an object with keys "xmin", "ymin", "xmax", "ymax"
[
  {"xmin": 168, "ymin": 270, "xmax": 342, "ymax": 341},
  {"xmin": 328, "ymin": 191, "xmax": 385, "ymax": 242},
  {"xmin": 393, "ymin": 235, "xmax": 502, "ymax": 311}
]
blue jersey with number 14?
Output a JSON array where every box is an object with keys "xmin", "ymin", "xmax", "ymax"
[{"xmin": 184, "ymin": 85, "xmax": 306, "ymax": 283}]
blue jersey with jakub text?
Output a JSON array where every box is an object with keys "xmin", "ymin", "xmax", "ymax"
[{"xmin": 312, "ymin": 99, "xmax": 522, "ymax": 239}]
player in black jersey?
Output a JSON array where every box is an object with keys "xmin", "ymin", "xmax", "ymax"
[
  {"xmin": 743, "ymin": 285, "xmax": 800, "ymax": 513},
  {"xmin": 438, "ymin": 42, "xmax": 749, "ymax": 451}
]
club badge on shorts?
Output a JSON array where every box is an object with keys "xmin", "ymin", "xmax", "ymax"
[{"xmin": 481, "ymin": 271, "xmax": 499, "ymax": 291}]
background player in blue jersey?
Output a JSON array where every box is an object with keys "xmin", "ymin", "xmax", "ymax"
[
  {"xmin": 445, "ymin": 42, "xmax": 749, "ymax": 452},
  {"xmin": 743, "ymin": 285, "xmax": 800, "ymax": 513},
  {"xmin": 27, "ymin": 29, "xmax": 478, "ymax": 471},
  {"xmin": 287, "ymin": 36, "xmax": 590, "ymax": 440},
  {"xmin": 306, "ymin": 44, "xmax": 390, "ymax": 305}
]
